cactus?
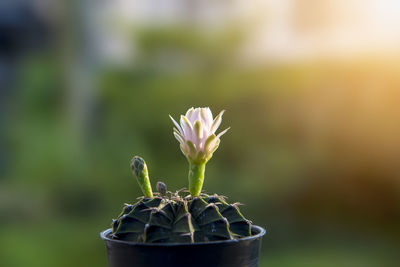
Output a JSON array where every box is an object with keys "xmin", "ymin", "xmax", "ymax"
[
  {"xmin": 111, "ymin": 187, "xmax": 252, "ymax": 243},
  {"xmin": 109, "ymin": 108, "xmax": 254, "ymax": 243}
]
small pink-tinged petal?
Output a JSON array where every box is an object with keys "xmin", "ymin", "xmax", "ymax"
[
  {"xmin": 208, "ymin": 139, "xmax": 220, "ymax": 155},
  {"xmin": 170, "ymin": 115, "xmax": 183, "ymax": 135},
  {"xmin": 216, "ymin": 127, "xmax": 230, "ymax": 139},
  {"xmin": 193, "ymin": 120, "xmax": 203, "ymax": 148},
  {"xmin": 193, "ymin": 120, "xmax": 203, "ymax": 138},
  {"xmin": 173, "ymin": 131, "xmax": 185, "ymax": 144},
  {"xmin": 206, "ymin": 107, "xmax": 213, "ymax": 120},
  {"xmin": 186, "ymin": 140, "xmax": 197, "ymax": 158},
  {"xmin": 180, "ymin": 144, "xmax": 188, "ymax": 155},
  {"xmin": 210, "ymin": 110, "xmax": 225, "ymax": 133},
  {"xmin": 185, "ymin": 107, "xmax": 194, "ymax": 121},
  {"xmin": 205, "ymin": 108, "xmax": 213, "ymax": 129},
  {"xmin": 200, "ymin": 108, "xmax": 211, "ymax": 129},
  {"xmin": 191, "ymin": 108, "xmax": 201, "ymax": 124},
  {"xmin": 201, "ymin": 126, "xmax": 210, "ymax": 143},
  {"xmin": 173, "ymin": 127, "xmax": 182, "ymax": 136},
  {"xmin": 204, "ymin": 134, "xmax": 217, "ymax": 152},
  {"xmin": 180, "ymin": 115, "xmax": 193, "ymax": 140}
]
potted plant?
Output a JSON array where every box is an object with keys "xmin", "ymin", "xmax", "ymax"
[{"xmin": 100, "ymin": 107, "xmax": 266, "ymax": 267}]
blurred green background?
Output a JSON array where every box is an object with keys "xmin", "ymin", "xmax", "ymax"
[{"xmin": 1, "ymin": 1, "xmax": 400, "ymax": 266}]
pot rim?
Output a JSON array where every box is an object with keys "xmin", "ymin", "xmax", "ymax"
[{"xmin": 100, "ymin": 225, "xmax": 266, "ymax": 247}]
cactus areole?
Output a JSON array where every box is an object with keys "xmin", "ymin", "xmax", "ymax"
[{"xmin": 102, "ymin": 108, "xmax": 265, "ymax": 248}]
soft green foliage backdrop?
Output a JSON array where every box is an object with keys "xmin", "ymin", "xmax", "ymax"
[{"xmin": 1, "ymin": 26, "xmax": 400, "ymax": 267}]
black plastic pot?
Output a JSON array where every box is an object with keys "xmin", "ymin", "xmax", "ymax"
[{"xmin": 100, "ymin": 225, "xmax": 266, "ymax": 267}]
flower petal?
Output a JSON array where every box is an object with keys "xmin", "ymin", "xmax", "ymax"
[
  {"xmin": 180, "ymin": 115, "xmax": 193, "ymax": 140},
  {"xmin": 208, "ymin": 139, "xmax": 220, "ymax": 155},
  {"xmin": 186, "ymin": 140, "xmax": 197, "ymax": 158},
  {"xmin": 191, "ymin": 108, "xmax": 201, "ymax": 124},
  {"xmin": 204, "ymin": 134, "xmax": 217, "ymax": 153},
  {"xmin": 180, "ymin": 143, "xmax": 190, "ymax": 156},
  {"xmin": 193, "ymin": 120, "xmax": 203, "ymax": 142},
  {"xmin": 169, "ymin": 115, "xmax": 183, "ymax": 134},
  {"xmin": 173, "ymin": 131, "xmax": 185, "ymax": 144},
  {"xmin": 185, "ymin": 107, "xmax": 194, "ymax": 121},
  {"xmin": 200, "ymin": 108, "xmax": 210, "ymax": 127},
  {"xmin": 216, "ymin": 127, "xmax": 230, "ymax": 139},
  {"xmin": 210, "ymin": 110, "xmax": 225, "ymax": 133},
  {"xmin": 205, "ymin": 108, "xmax": 213, "ymax": 128},
  {"xmin": 174, "ymin": 127, "xmax": 183, "ymax": 137}
]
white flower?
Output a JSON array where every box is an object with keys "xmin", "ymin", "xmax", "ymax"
[{"xmin": 170, "ymin": 107, "xmax": 230, "ymax": 163}]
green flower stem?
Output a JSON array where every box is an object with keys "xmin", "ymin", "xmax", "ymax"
[{"xmin": 188, "ymin": 162, "xmax": 206, "ymax": 196}]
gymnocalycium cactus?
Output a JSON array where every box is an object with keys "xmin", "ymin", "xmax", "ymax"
[{"xmin": 111, "ymin": 107, "xmax": 252, "ymax": 243}]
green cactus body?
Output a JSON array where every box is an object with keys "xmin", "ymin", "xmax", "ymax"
[{"xmin": 111, "ymin": 193, "xmax": 252, "ymax": 243}]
